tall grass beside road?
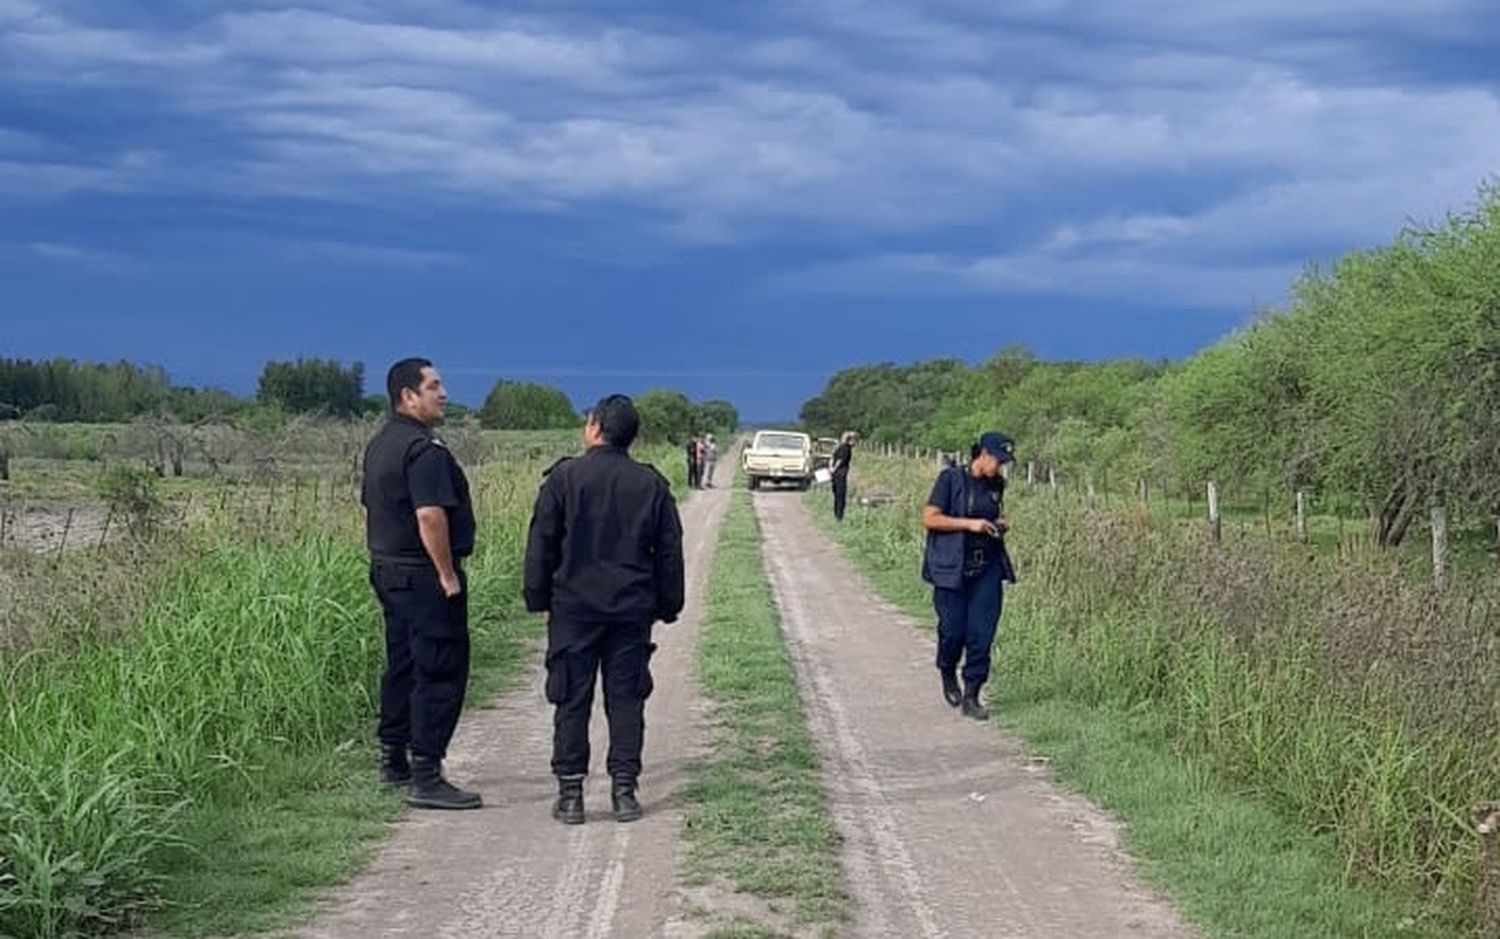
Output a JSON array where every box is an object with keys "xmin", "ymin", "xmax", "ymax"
[
  {"xmin": 807, "ymin": 454, "xmax": 1493, "ymax": 938},
  {"xmin": 0, "ymin": 431, "xmax": 678, "ymax": 939}
]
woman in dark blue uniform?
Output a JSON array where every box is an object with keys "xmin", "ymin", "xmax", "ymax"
[{"xmin": 920, "ymin": 431, "xmax": 1017, "ymax": 720}]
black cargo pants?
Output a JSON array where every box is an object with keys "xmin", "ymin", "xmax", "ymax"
[
  {"xmin": 545, "ymin": 618, "xmax": 656, "ymax": 781},
  {"xmin": 371, "ymin": 560, "xmax": 470, "ymax": 761},
  {"xmin": 832, "ymin": 471, "xmax": 849, "ymax": 521}
]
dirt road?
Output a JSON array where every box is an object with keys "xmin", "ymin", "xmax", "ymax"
[
  {"xmin": 754, "ymin": 492, "xmax": 1198, "ymax": 938},
  {"xmin": 291, "ymin": 475, "xmax": 734, "ymax": 939},
  {"xmin": 291, "ymin": 475, "xmax": 1196, "ymax": 938}
]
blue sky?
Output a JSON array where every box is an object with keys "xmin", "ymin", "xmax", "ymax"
[{"xmin": 2, "ymin": 1, "xmax": 1497, "ymax": 419}]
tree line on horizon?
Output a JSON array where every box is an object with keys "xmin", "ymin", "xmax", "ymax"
[
  {"xmin": 799, "ymin": 183, "xmax": 1500, "ymax": 547},
  {"xmin": 0, "ymin": 358, "xmax": 739, "ymax": 444}
]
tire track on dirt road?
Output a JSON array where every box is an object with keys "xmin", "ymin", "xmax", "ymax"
[
  {"xmin": 290, "ymin": 466, "xmax": 733, "ymax": 939},
  {"xmin": 754, "ymin": 491, "xmax": 1198, "ymax": 939}
]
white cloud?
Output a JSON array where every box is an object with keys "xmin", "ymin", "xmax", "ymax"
[
  {"xmin": 0, "ymin": 152, "xmax": 159, "ymax": 197},
  {"xmin": 1, "ymin": 0, "xmax": 1497, "ymax": 310},
  {"xmin": 25, "ymin": 241, "xmax": 140, "ymax": 273},
  {"xmin": 214, "ymin": 10, "xmax": 672, "ymax": 87},
  {"xmin": 773, "ymin": 249, "xmax": 1300, "ymax": 311},
  {"xmin": 286, "ymin": 239, "xmax": 467, "ymax": 267},
  {"xmin": 0, "ymin": 127, "xmax": 47, "ymax": 154},
  {"xmin": 7, "ymin": 22, "xmax": 220, "ymax": 68},
  {"xmin": 0, "ymin": 0, "xmax": 50, "ymax": 27}
]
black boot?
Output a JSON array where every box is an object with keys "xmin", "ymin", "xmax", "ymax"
[
  {"xmin": 407, "ymin": 756, "xmax": 482, "ymax": 810},
  {"xmin": 553, "ymin": 774, "xmax": 586, "ymax": 825},
  {"xmin": 611, "ymin": 778, "xmax": 642, "ymax": 823},
  {"xmin": 379, "ymin": 742, "xmax": 411, "ymax": 787},
  {"xmin": 940, "ymin": 669, "xmax": 962, "ymax": 708},
  {"xmin": 961, "ymin": 683, "xmax": 990, "ymax": 721}
]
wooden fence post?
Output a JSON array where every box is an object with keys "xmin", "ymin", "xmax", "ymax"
[
  {"xmin": 1048, "ymin": 467, "xmax": 1057, "ymax": 490},
  {"xmin": 1208, "ymin": 481, "xmax": 1221, "ymax": 544},
  {"xmin": 1138, "ymin": 478, "xmax": 1148, "ymax": 506},
  {"xmin": 57, "ymin": 506, "xmax": 74, "ymax": 555},
  {"xmin": 1026, "ymin": 462, "xmax": 1035, "ymax": 486},
  {"xmin": 1475, "ymin": 802, "xmax": 1499, "ymax": 939},
  {"xmin": 1295, "ymin": 490, "xmax": 1308, "ymax": 544},
  {"xmin": 1432, "ymin": 503, "xmax": 1449, "ymax": 588}
]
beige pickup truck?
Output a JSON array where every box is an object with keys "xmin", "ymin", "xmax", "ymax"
[{"xmin": 742, "ymin": 429, "xmax": 815, "ymax": 491}]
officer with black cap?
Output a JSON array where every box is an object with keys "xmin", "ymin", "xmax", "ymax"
[
  {"xmin": 920, "ymin": 430, "xmax": 1018, "ymax": 720},
  {"xmin": 523, "ymin": 394, "xmax": 685, "ymax": 824},
  {"xmin": 361, "ymin": 357, "xmax": 481, "ymax": 810}
]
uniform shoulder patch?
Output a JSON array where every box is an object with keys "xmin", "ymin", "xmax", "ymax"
[
  {"xmin": 401, "ymin": 432, "xmax": 436, "ymax": 463},
  {"xmin": 542, "ymin": 455, "xmax": 574, "ymax": 478}
]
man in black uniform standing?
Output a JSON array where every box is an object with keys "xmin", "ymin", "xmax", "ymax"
[
  {"xmin": 829, "ymin": 431, "xmax": 857, "ymax": 522},
  {"xmin": 685, "ymin": 434, "xmax": 702, "ymax": 489},
  {"xmin": 523, "ymin": 394, "xmax": 685, "ymax": 824},
  {"xmin": 362, "ymin": 357, "xmax": 482, "ymax": 810}
]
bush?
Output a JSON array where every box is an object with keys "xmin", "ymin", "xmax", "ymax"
[
  {"xmin": 479, "ymin": 381, "xmax": 579, "ymax": 430},
  {"xmin": 95, "ymin": 466, "xmax": 162, "ymax": 540}
]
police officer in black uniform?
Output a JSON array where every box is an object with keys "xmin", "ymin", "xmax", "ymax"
[
  {"xmin": 685, "ymin": 434, "xmax": 702, "ymax": 489},
  {"xmin": 523, "ymin": 394, "xmax": 685, "ymax": 825},
  {"xmin": 920, "ymin": 431, "xmax": 1017, "ymax": 720},
  {"xmin": 829, "ymin": 431, "xmax": 857, "ymax": 521},
  {"xmin": 362, "ymin": 357, "xmax": 482, "ymax": 810}
]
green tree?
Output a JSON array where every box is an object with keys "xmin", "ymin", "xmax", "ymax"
[
  {"xmin": 635, "ymin": 388, "xmax": 695, "ymax": 443},
  {"xmin": 1159, "ymin": 317, "xmax": 1310, "ymax": 495},
  {"xmin": 479, "ymin": 380, "xmax": 579, "ymax": 430},
  {"xmin": 0, "ymin": 358, "xmax": 172, "ymax": 422},
  {"xmin": 693, "ymin": 400, "xmax": 740, "ymax": 435},
  {"xmin": 800, "ymin": 358, "xmax": 971, "ymax": 442},
  {"xmin": 256, "ymin": 358, "xmax": 364, "ymax": 418},
  {"xmin": 977, "ymin": 344, "xmax": 1039, "ymax": 401}
]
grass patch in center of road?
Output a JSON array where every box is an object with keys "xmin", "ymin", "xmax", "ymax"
[{"xmin": 680, "ymin": 491, "xmax": 848, "ymax": 938}]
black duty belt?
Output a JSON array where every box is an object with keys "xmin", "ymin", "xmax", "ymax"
[{"xmin": 371, "ymin": 554, "xmax": 466, "ymax": 569}]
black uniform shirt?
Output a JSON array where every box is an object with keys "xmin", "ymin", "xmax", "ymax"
[
  {"xmin": 362, "ymin": 414, "xmax": 475, "ymax": 561},
  {"xmin": 922, "ymin": 466, "xmax": 1016, "ymax": 587},
  {"xmin": 522, "ymin": 445, "xmax": 685, "ymax": 624},
  {"xmin": 831, "ymin": 442, "xmax": 853, "ymax": 477}
]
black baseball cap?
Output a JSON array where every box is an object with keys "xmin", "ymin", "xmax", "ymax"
[{"xmin": 978, "ymin": 431, "xmax": 1016, "ymax": 463}]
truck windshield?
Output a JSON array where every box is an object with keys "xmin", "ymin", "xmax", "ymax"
[{"xmin": 756, "ymin": 433, "xmax": 807, "ymax": 451}]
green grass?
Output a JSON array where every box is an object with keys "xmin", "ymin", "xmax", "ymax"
[
  {"xmin": 807, "ymin": 461, "xmax": 1476, "ymax": 939},
  {"xmin": 0, "ymin": 439, "xmax": 686, "ymax": 938},
  {"xmin": 1077, "ymin": 482, "xmax": 1500, "ymax": 578},
  {"xmin": 680, "ymin": 490, "xmax": 848, "ymax": 938},
  {"xmin": 997, "ymin": 698, "xmax": 1455, "ymax": 938},
  {"xmin": 146, "ymin": 748, "xmax": 400, "ymax": 935},
  {"xmin": 704, "ymin": 924, "xmax": 798, "ymax": 939},
  {"xmin": 145, "ymin": 601, "xmax": 542, "ymax": 937},
  {"xmin": 0, "ymin": 464, "xmax": 545, "ymax": 939}
]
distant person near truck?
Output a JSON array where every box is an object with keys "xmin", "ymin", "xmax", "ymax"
[
  {"xmin": 702, "ymin": 433, "xmax": 718, "ymax": 488},
  {"xmin": 829, "ymin": 431, "xmax": 858, "ymax": 521}
]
